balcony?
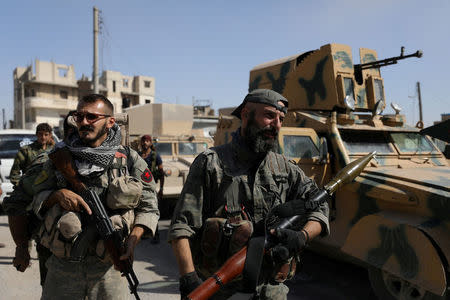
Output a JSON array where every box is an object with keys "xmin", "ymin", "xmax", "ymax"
[{"xmin": 25, "ymin": 97, "xmax": 78, "ymax": 110}]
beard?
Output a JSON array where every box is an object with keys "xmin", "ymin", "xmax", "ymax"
[
  {"xmin": 243, "ymin": 113, "xmax": 279, "ymax": 154},
  {"xmin": 79, "ymin": 122, "xmax": 109, "ymax": 145}
]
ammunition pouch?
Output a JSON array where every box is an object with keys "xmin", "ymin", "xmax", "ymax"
[
  {"xmin": 197, "ymin": 216, "xmax": 253, "ymax": 278},
  {"xmin": 39, "ymin": 205, "xmax": 135, "ymax": 262},
  {"xmin": 106, "ymin": 176, "xmax": 142, "ymax": 210}
]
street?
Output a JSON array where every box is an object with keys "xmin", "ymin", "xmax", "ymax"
[{"xmin": 0, "ymin": 216, "xmax": 377, "ymax": 299}]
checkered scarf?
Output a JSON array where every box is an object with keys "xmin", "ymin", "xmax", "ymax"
[{"xmin": 64, "ymin": 123, "xmax": 121, "ymax": 169}]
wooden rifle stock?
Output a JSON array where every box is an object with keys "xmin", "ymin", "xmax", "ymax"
[
  {"xmin": 187, "ymin": 247, "xmax": 247, "ymax": 300},
  {"xmin": 48, "ymin": 149, "xmax": 86, "ymax": 193}
]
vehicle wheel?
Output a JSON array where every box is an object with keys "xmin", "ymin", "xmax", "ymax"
[{"xmin": 368, "ymin": 267, "xmax": 446, "ymax": 300}]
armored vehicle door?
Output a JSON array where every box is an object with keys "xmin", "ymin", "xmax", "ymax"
[{"xmin": 278, "ymin": 127, "xmax": 331, "ymax": 187}]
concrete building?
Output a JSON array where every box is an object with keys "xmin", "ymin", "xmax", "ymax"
[
  {"xmin": 13, "ymin": 59, "xmax": 155, "ymax": 131},
  {"xmin": 13, "ymin": 59, "xmax": 78, "ymax": 130}
]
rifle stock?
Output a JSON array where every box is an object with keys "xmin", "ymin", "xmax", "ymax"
[
  {"xmin": 186, "ymin": 152, "xmax": 376, "ymax": 300},
  {"xmin": 49, "ymin": 148, "xmax": 141, "ymax": 300}
]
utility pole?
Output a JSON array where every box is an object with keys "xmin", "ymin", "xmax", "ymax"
[
  {"xmin": 93, "ymin": 7, "xmax": 99, "ymax": 94},
  {"xmin": 416, "ymin": 81, "xmax": 424, "ymax": 128},
  {"xmin": 2, "ymin": 108, "xmax": 6, "ymax": 129}
]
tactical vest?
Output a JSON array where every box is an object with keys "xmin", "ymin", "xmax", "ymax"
[
  {"xmin": 39, "ymin": 146, "xmax": 138, "ymax": 262},
  {"xmin": 194, "ymin": 143, "xmax": 291, "ymax": 280}
]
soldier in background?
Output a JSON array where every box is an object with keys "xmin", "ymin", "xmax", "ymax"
[
  {"xmin": 9, "ymin": 123, "xmax": 55, "ymax": 186},
  {"xmin": 5, "ymin": 113, "xmax": 77, "ymax": 285},
  {"xmin": 169, "ymin": 89, "xmax": 329, "ymax": 299},
  {"xmin": 139, "ymin": 135, "xmax": 164, "ymax": 243}
]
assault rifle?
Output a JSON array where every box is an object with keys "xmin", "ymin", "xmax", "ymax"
[
  {"xmin": 49, "ymin": 149, "xmax": 140, "ymax": 300},
  {"xmin": 186, "ymin": 151, "xmax": 376, "ymax": 300}
]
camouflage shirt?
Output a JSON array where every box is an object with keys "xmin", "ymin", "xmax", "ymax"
[
  {"xmin": 168, "ymin": 132, "xmax": 330, "ymax": 242},
  {"xmin": 10, "ymin": 141, "xmax": 54, "ymax": 186},
  {"xmin": 30, "ymin": 145, "xmax": 159, "ymax": 236},
  {"xmin": 3, "ymin": 153, "xmax": 50, "ymax": 216}
]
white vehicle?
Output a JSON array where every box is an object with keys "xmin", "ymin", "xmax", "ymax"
[
  {"xmin": 0, "ymin": 129, "xmax": 37, "ymax": 207},
  {"xmin": 0, "ymin": 129, "xmax": 59, "ymax": 208}
]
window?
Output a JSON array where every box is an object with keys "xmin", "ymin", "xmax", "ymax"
[
  {"xmin": 340, "ymin": 130, "xmax": 394, "ymax": 154},
  {"xmin": 58, "ymin": 67, "xmax": 68, "ymax": 77},
  {"xmin": 374, "ymin": 79, "xmax": 385, "ymax": 103},
  {"xmin": 179, "ymin": 142, "xmax": 208, "ymax": 155},
  {"xmin": 390, "ymin": 132, "xmax": 437, "ymax": 154},
  {"xmin": 283, "ymin": 135, "xmax": 319, "ymax": 159},
  {"xmin": 31, "ymin": 89, "xmax": 36, "ymax": 97},
  {"xmin": 145, "ymin": 99, "xmax": 151, "ymax": 104},
  {"xmin": 123, "ymin": 79, "xmax": 129, "ymax": 88},
  {"xmin": 112, "ymin": 81, "xmax": 116, "ymax": 92},
  {"xmin": 144, "ymin": 81, "xmax": 151, "ymax": 88},
  {"xmin": 60, "ymin": 90, "xmax": 68, "ymax": 99},
  {"xmin": 155, "ymin": 143, "xmax": 173, "ymax": 156}
]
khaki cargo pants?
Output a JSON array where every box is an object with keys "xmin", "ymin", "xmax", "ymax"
[{"xmin": 42, "ymin": 254, "xmax": 129, "ymax": 300}]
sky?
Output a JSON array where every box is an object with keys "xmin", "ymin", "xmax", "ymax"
[{"xmin": 1, "ymin": 0, "xmax": 449, "ymax": 128}]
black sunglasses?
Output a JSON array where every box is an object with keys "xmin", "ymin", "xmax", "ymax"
[{"xmin": 73, "ymin": 112, "xmax": 111, "ymax": 123}]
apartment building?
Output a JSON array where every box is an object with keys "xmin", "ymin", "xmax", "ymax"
[
  {"xmin": 13, "ymin": 59, "xmax": 78, "ymax": 130},
  {"xmin": 13, "ymin": 59, "xmax": 155, "ymax": 131}
]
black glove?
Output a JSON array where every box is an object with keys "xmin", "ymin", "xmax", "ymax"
[
  {"xmin": 179, "ymin": 271, "xmax": 203, "ymax": 299},
  {"xmin": 273, "ymin": 228, "xmax": 308, "ymax": 256}
]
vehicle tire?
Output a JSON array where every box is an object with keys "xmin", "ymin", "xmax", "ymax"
[{"xmin": 368, "ymin": 267, "xmax": 446, "ymax": 300}]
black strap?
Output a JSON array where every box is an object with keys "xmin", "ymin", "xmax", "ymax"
[{"xmin": 242, "ymin": 236, "xmax": 265, "ymax": 292}]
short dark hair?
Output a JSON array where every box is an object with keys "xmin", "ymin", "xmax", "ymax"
[
  {"xmin": 63, "ymin": 110, "xmax": 77, "ymax": 138},
  {"xmin": 36, "ymin": 123, "xmax": 52, "ymax": 134},
  {"xmin": 78, "ymin": 94, "xmax": 114, "ymax": 115}
]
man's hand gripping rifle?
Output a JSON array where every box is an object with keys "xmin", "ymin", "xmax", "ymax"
[
  {"xmin": 186, "ymin": 151, "xmax": 376, "ymax": 300},
  {"xmin": 49, "ymin": 148, "xmax": 140, "ymax": 300}
]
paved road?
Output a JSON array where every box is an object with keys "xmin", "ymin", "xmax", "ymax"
[{"xmin": 0, "ymin": 216, "xmax": 377, "ymax": 299}]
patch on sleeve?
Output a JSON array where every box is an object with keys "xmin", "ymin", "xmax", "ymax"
[
  {"xmin": 141, "ymin": 168, "xmax": 153, "ymax": 183},
  {"xmin": 34, "ymin": 170, "xmax": 49, "ymax": 186},
  {"xmin": 115, "ymin": 151, "xmax": 127, "ymax": 159}
]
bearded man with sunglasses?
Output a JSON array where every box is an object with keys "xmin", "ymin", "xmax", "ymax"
[
  {"xmin": 169, "ymin": 89, "xmax": 329, "ymax": 300},
  {"xmin": 27, "ymin": 94, "xmax": 159, "ymax": 299}
]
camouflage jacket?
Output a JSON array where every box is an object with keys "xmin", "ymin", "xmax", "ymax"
[
  {"xmin": 10, "ymin": 141, "xmax": 54, "ymax": 186},
  {"xmin": 3, "ymin": 153, "xmax": 50, "ymax": 216},
  {"xmin": 30, "ymin": 145, "xmax": 160, "ymax": 237},
  {"xmin": 168, "ymin": 133, "xmax": 330, "ymax": 242}
]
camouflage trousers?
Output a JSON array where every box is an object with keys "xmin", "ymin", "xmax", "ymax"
[
  {"xmin": 209, "ymin": 280, "xmax": 289, "ymax": 300},
  {"xmin": 42, "ymin": 254, "xmax": 129, "ymax": 300}
]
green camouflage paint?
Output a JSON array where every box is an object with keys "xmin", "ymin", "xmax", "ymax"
[
  {"xmin": 296, "ymin": 119, "xmax": 307, "ymax": 128},
  {"xmin": 333, "ymin": 51, "xmax": 353, "ymax": 69},
  {"xmin": 367, "ymin": 224, "xmax": 419, "ymax": 279},
  {"xmin": 298, "ymin": 56, "xmax": 329, "ymax": 106},
  {"xmin": 266, "ymin": 61, "xmax": 291, "ymax": 94},
  {"xmin": 426, "ymin": 193, "xmax": 450, "ymax": 223},
  {"xmin": 249, "ymin": 75, "xmax": 262, "ymax": 92},
  {"xmin": 362, "ymin": 53, "xmax": 377, "ymax": 64},
  {"xmin": 350, "ymin": 178, "xmax": 381, "ymax": 225}
]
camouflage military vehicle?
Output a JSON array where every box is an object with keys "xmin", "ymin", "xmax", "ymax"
[{"xmin": 216, "ymin": 43, "xmax": 449, "ymax": 299}]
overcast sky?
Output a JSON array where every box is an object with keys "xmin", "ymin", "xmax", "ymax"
[{"xmin": 1, "ymin": 0, "xmax": 449, "ymax": 127}]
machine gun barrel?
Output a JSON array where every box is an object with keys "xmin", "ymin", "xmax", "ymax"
[{"xmin": 355, "ymin": 47, "xmax": 422, "ymax": 70}]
